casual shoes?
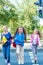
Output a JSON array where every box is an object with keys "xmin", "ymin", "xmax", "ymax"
[
  {"xmin": 34, "ymin": 57, "xmax": 38, "ymax": 63},
  {"xmin": 4, "ymin": 59, "xmax": 7, "ymax": 63},
  {"xmin": 4, "ymin": 59, "xmax": 10, "ymax": 65},
  {"xmin": 7, "ymin": 63, "xmax": 11, "ymax": 65},
  {"xmin": 18, "ymin": 60, "xmax": 24, "ymax": 64},
  {"xmin": 21, "ymin": 61, "xmax": 24, "ymax": 64},
  {"xmin": 18, "ymin": 60, "xmax": 21, "ymax": 64}
]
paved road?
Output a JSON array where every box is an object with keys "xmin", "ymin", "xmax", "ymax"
[{"xmin": 0, "ymin": 49, "xmax": 43, "ymax": 65}]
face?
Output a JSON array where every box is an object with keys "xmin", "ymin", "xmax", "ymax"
[
  {"xmin": 34, "ymin": 29, "xmax": 38, "ymax": 34},
  {"xmin": 3, "ymin": 26, "xmax": 8, "ymax": 32},
  {"xmin": 18, "ymin": 27, "xmax": 23, "ymax": 34}
]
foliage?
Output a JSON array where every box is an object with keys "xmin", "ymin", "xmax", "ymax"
[{"xmin": 0, "ymin": 0, "xmax": 40, "ymax": 34}]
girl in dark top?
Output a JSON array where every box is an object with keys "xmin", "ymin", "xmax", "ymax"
[{"xmin": 2, "ymin": 26, "xmax": 12, "ymax": 65}]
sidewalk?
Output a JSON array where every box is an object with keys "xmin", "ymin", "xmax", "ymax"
[
  {"xmin": 0, "ymin": 44, "xmax": 43, "ymax": 65},
  {"xmin": 0, "ymin": 43, "xmax": 31, "ymax": 49},
  {"xmin": 0, "ymin": 43, "xmax": 43, "ymax": 50}
]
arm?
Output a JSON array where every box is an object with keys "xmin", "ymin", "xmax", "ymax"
[
  {"xmin": 30, "ymin": 34, "xmax": 33, "ymax": 43},
  {"xmin": 9, "ymin": 32, "xmax": 12, "ymax": 39},
  {"xmin": 38, "ymin": 35, "xmax": 41, "ymax": 47}
]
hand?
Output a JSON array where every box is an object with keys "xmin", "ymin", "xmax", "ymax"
[
  {"xmin": 24, "ymin": 40, "xmax": 26, "ymax": 43},
  {"xmin": 31, "ymin": 44, "xmax": 32, "ymax": 47},
  {"xmin": 38, "ymin": 43, "xmax": 42, "ymax": 47},
  {"xmin": 14, "ymin": 38, "xmax": 17, "ymax": 40},
  {"xmin": 2, "ymin": 41, "xmax": 4, "ymax": 45}
]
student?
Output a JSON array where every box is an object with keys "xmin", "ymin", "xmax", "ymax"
[
  {"xmin": 14, "ymin": 26, "xmax": 26, "ymax": 64},
  {"xmin": 2, "ymin": 26, "xmax": 12, "ymax": 65},
  {"xmin": 31, "ymin": 28, "xmax": 41, "ymax": 63}
]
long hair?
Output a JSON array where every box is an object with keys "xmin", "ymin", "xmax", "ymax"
[
  {"xmin": 33, "ymin": 28, "xmax": 41, "ymax": 38},
  {"xmin": 37, "ymin": 30, "xmax": 41, "ymax": 38},
  {"xmin": 14, "ymin": 26, "xmax": 26, "ymax": 41}
]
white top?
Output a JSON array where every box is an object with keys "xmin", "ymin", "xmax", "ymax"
[{"xmin": 33, "ymin": 34, "xmax": 37, "ymax": 45}]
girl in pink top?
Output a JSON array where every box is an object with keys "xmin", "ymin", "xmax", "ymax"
[{"xmin": 31, "ymin": 28, "xmax": 41, "ymax": 63}]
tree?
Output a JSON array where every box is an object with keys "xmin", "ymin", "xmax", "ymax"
[{"xmin": 0, "ymin": 0, "xmax": 40, "ymax": 34}]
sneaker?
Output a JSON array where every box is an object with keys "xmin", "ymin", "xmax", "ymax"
[
  {"xmin": 21, "ymin": 61, "xmax": 24, "ymax": 64},
  {"xmin": 4, "ymin": 59, "xmax": 7, "ymax": 63},
  {"xmin": 34, "ymin": 57, "xmax": 37, "ymax": 63},
  {"xmin": 34, "ymin": 60, "xmax": 37, "ymax": 63},
  {"xmin": 7, "ymin": 63, "xmax": 11, "ymax": 65},
  {"xmin": 18, "ymin": 60, "xmax": 21, "ymax": 64}
]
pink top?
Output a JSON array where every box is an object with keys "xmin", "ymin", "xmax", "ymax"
[{"xmin": 31, "ymin": 34, "xmax": 40, "ymax": 45}]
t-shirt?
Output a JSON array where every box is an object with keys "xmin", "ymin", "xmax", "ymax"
[
  {"xmin": 33, "ymin": 34, "xmax": 38, "ymax": 44},
  {"xmin": 31, "ymin": 34, "xmax": 40, "ymax": 45},
  {"xmin": 2, "ymin": 32, "xmax": 12, "ymax": 46},
  {"xmin": 14, "ymin": 33, "xmax": 25, "ymax": 47}
]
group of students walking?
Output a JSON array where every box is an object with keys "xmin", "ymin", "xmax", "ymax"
[{"xmin": 2, "ymin": 25, "xmax": 41, "ymax": 65}]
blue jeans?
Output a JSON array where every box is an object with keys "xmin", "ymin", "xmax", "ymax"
[
  {"xmin": 32, "ymin": 44, "xmax": 37, "ymax": 58},
  {"xmin": 2, "ymin": 45, "xmax": 10, "ymax": 63}
]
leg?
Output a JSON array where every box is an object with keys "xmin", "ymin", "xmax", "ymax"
[
  {"xmin": 7, "ymin": 45, "xmax": 10, "ymax": 63},
  {"xmin": 20, "ymin": 46, "xmax": 24, "ymax": 64},
  {"xmin": 16, "ymin": 45, "xmax": 21, "ymax": 64},
  {"xmin": 2, "ymin": 46, "xmax": 7, "ymax": 60},
  {"xmin": 35, "ymin": 45, "xmax": 37, "ymax": 58},
  {"xmin": 32, "ymin": 45, "xmax": 37, "ymax": 58},
  {"xmin": 34, "ymin": 45, "xmax": 37, "ymax": 63},
  {"xmin": 32, "ymin": 45, "xmax": 37, "ymax": 63}
]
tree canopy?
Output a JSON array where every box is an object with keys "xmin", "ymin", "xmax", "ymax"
[{"xmin": 0, "ymin": 0, "xmax": 40, "ymax": 34}]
